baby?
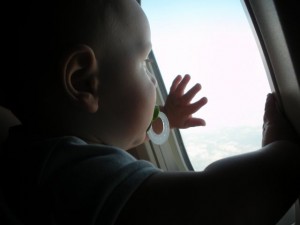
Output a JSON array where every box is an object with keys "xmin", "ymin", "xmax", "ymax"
[{"xmin": 1, "ymin": 0, "xmax": 299, "ymax": 224}]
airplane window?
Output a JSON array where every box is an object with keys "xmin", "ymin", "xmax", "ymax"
[{"xmin": 142, "ymin": 0, "xmax": 271, "ymax": 171}]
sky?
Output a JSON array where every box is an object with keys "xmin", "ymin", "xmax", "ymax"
[{"xmin": 142, "ymin": 0, "xmax": 271, "ymax": 170}]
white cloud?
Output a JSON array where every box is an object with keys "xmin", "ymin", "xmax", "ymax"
[{"xmin": 181, "ymin": 126, "xmax": 261, "ymax": 171}]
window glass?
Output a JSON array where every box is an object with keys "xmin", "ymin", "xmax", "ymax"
[{"xmin": 142, "ymin": 0, "xmax": 271, "ymax": 171}]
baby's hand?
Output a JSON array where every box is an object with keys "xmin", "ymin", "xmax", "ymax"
[
  {"xmin": 262, "ymin": 93, "xmax": 299, "ymax": 146},
  {"xmin": 162, "ymin": 74, "xmax": 207, "ymax": 129}
]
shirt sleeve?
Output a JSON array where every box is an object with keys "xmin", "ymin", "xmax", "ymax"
[{"xmin": 38, "ymin": 137, "xmax": 161, "ymax": 225}]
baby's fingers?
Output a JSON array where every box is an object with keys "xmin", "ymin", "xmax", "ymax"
[
  {"xmin": 262, "ymin": 93, "xmax": 299, "ymax": 146},
  {"xmin": 173, "ymin": 74, "xmax": 191, "ymax": 96},
  {"xmin": 182, "ymin": 83, "xmax": 202, "ymax": 104},
  {"xmin": 263, "ymin": 93, "xmax": 280, "ymax": 123},
  {"xmin": 186, "ymin": 97, "xmax": 208, "ymax": 115},
  {"xmin": 169, "ymin": 75, "xmax": 182, "ymax": 93},
  {"xmin": 184, "ymin": 117, "xmax": 206, "ymax": 128}
]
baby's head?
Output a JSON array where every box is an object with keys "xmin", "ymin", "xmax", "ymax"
[{"xmin": 13, "ymin": 0, "xmax": 157, "ymax": 149}]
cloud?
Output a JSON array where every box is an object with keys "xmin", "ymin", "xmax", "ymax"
[{"xmin": 181, "ymin": 126, "xmax": 261, "ymax": 171}]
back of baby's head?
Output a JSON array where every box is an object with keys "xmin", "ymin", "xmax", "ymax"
[{"xmin": 6, "ymin": 0, "xmax": 111, "ymax": 124}]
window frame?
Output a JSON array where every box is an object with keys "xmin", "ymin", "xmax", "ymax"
[{"xmin": 240, "ymin": 0, "xmax": 300, "ymax": 224}]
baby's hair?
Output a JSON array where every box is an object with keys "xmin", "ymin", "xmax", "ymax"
[{"xmin": 9, "ymin": 0, "xmax": 113, "ymax": 123}]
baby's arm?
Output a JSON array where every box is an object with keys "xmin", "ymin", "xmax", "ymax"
[{"xmin": 117, "ymin": 94, "xmax": 300, "ymax": 225}]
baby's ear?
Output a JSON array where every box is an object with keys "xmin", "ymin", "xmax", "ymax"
[{"xmin": 62, "ymin": 45, "xmax": 100, "ymax": 113}]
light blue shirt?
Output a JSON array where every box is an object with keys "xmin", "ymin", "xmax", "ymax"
[{"xmin": 1, "ymin": 134, "xmax": 161, "ymax": 225}]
